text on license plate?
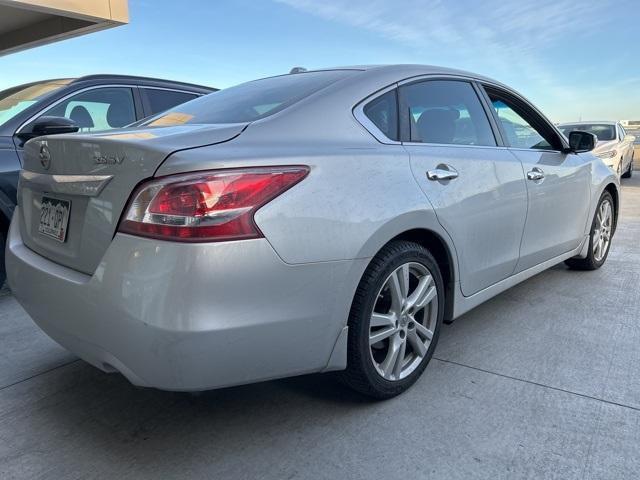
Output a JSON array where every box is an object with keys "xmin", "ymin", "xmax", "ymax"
[{"xmin": 38, "ymin": 196, "xmax": 71, "ymax": 242}]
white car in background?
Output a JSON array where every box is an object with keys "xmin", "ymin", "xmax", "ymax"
[{"xmin": 558, "ymin": 121, "xmax": 635, "ymax": 178}]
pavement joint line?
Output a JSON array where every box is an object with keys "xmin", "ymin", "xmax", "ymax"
[
  {"xmin": 433, "ymin": 357, "xmax": 640, "ymax": 413},
  {"xmin": 0, "ymin": 359, "xmax": 80, "ymax": 392}
]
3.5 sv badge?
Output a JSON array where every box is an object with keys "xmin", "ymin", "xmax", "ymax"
[{"xmin": 94, "ymin": 154, "xmax": 125, "ymax": 165}]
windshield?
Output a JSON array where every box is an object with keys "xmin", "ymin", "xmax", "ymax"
[
  {"xmin": 559, "ymin": 124, "xmax": 616, "ymax": 141},
  {"xmin": 142, "ymin": 70, "xmax": 357, "ymax": 127},
  {"xmin": 0, "ymin": 79, "xmax": 73, "ymax": 128}
]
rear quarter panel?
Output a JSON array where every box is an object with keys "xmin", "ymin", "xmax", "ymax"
[{"xmin": 157, "ymin": 141, "xmax": 454, "ymax": 266}]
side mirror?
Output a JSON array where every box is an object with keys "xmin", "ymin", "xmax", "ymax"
[
  {"xmin": 568, "ymin": 130, "xmax": 597, "ymax": 153},
  {"xmin": 17, "ymin": 116, "xmax": 79, "ymax": 142},
  {"xmin": 626, "ymin": 134, "xmax": 636, "ymax": 143}
]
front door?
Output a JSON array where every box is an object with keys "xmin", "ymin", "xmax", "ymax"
[{"xmin": 483, "ymin": 86, "xmax": 591, "ymax": 272}]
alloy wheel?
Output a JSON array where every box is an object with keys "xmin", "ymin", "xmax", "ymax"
[
  {"xmin": 369, "ymin": 262, "xmax": 438, "ymax": 381},
  {"xmin": 593, "ymin": 199, "xmax": 613, "ymax": 262}
]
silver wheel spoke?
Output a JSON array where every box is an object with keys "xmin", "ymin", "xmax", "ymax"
[
  {"xmin": 414, "ymin": 322, "xmax": 434, "ymax": 342},
  {"xmin": 407, "ymin": 329, "xmax": 427, "ymax": 357},
  {"xmin": 370, "ymin": 326, "xmax": 396, "ymax": 345},
  {"xmin": 370, "ymin": 312, "xmax": 395, "ymax": 328},
  {"xmin": 381, "ymin": 333, "xmax": 402, "ymax": 378},
  {"xmin": 405, "ymin": 274, "xmax": 432, "ymax": 311},
  {"xmin": 388, "ymin": 271, "xmax": 405, "ymax": 315},
  {"xmin": 414, "ymin": 286, "xmax": 437, "ymax": 311},
  {"xmin": 392, "ymin": 337, "xmax": 407, "ymax": 379}
]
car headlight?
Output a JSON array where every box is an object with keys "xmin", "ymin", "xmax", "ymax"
[{"xmin": 595, "ymin": 150, "xmax": 617, "ymax": 159}]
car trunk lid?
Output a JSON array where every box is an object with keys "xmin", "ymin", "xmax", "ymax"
[{"xmin": 18, "ymin": 123, "xmax": 247, "ymax": 274}]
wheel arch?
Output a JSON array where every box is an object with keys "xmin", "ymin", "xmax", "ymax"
[
  {"xmin": 389, "ymin": 229, "xmax": 456, "ymax": 323},
  {"xmin": 356, "ymin": 224, "xmax": 458, "ymax": 324}
]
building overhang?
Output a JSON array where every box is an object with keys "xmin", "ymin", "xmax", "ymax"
[{"xmin": 0, "ymin": 0, "xmax": 128, "ymax": 57}]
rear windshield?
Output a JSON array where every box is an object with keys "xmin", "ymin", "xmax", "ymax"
[
  {"xmin": 559, "ymin": 124, "xmax": 616, "ymax": 141},
  {"xmin": 142, "ymin": 70, "xmax": 356, "ymax": 126}
]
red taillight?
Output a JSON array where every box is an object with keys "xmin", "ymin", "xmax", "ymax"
[{"xmin": 118, "ymin": 166, "xmax": 309, "ymax": 242}]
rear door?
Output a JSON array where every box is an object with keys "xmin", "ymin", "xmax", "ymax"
[
  {"xmin": 481, "ymin": 85, "xmax": 591, "ymax": 272},
  {"xmin": 400, "ymin": 78, "xmax": 528, "ymax": 296}
]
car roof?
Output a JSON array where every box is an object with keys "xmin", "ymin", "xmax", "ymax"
[
  {"xmin": 70, "ymin": 74, "xmax": 215, "ymax": 92},
  {"xmin": 303, "ymin": 64, "xmax": 502, "ymax": 82}
]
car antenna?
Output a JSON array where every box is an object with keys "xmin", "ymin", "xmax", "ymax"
[{"xmin": 289, "ymin": 67, "xmax": 308, "ymax": 74}]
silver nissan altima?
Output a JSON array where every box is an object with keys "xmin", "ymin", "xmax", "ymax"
[{"xmin": 7, "ymin": 65, "xmax": 619, "ymax": 398}]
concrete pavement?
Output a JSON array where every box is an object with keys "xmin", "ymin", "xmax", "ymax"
[{"xmin": 1, "ymin": 177, "xmax": 639, "ymax": 479}]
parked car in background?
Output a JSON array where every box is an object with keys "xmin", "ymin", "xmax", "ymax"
[
  {"xmin": 0, "ymin": 75, "xmax": 215, "ymax": 283},
  {"xmin": 7, "ymin": 65, "xmax": 619, "ymax": 399},
  {"xmin": 558, "ymin": 121, "xmax": 635, "ymax": 178}
]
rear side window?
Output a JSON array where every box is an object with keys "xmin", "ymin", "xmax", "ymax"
[
  {"xmin": 399, "ymin": 80, "xmax": 496, "ymax": 146},
  {"xmin": 143, "ymin": 70, "xmax": 356, "ymax": 126},
  {"xmin": 143, "ymin": 88, "xmax": 199, "ymax": 115},
  {"xmin": 363, "ymin": 90, "xmax": 398, "ymax": 141}
]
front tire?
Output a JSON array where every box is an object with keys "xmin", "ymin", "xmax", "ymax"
[
  {"xmin": 565, "ymin": 191, "xmax": 614, "ymax": 270},
  {"xmin": 622, "ymin": 154, "xmax": 633, "ymax": 179},
  {"xmin": 340, "ymin": 241, "xmax": 444, "ymax": 399}
]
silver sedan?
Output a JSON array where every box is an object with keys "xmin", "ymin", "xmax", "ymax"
[
  {"xmin": 558, "ymin": 121, "xmax": 635, "ymax": 178},
  {"xmin": 7, "ymin": 65, "xmax": 619, "ymax": 398}
]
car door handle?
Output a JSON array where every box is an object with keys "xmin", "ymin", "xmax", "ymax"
[
  {"xmin": 527, "ymin": 167, "xmax": 545, "ymax": 181},
  {"xmin": 427, "ymin": 165, "xmax": 459, "ymax": 181}
]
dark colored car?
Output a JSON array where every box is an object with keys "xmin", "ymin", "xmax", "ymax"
[{"xmin": 0, "ymin": 74, "xmax": 215, "ymax": 283}]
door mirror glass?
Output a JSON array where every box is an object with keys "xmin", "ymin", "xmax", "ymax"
[
  {"xmin": 568, "ymin": 130, "xmax": 597, "ymax": 153},
  {"xmin": 17, "ymin": 116, "xmax": 79, "ymax": 141}
]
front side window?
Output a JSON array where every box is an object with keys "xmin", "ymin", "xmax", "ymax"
[
  {"xmin": 399, "ymin": 80, "xmax": 496, "ymax": 146},
  {"xmin": 363, "ymin": 89, "xmax": 398, "ymax": 141},
  {"xmin": 42, "ymin": 87, "xmax": 136, "ymax": 132},
  {"xmin": 486, "ymin": 91, "xmax": 558, "ymax": 150}
]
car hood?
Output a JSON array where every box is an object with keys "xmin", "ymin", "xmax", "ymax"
[{"xmin": 593, "ymin": 139, "xmax": 618, "ymax": 154}]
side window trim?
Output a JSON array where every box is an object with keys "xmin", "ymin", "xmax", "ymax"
[
  {"xmin": 472, "ymin": 81, "xmax": 506, "ymax": 147},
  {"xmin": 352, "ymin": 83, "xmax": 401, "ymax": 145},
  {"xmin": 15, "ymin": 84, "xmax": 138, "ymax": 135},
  {"xmin": 481, "ymin": 84, "xmax": 566, "ymax": 152}
]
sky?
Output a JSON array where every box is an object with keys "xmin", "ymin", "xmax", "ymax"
[{"xmin": 1, "ymin": 0, "xmax": 638, "ymax": 122}]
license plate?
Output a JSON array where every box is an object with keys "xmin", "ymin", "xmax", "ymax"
[{"xmin": 38, "ymin": 196, "xmax": 71, "ymax": 242}]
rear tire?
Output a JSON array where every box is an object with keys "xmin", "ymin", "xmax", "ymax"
[
  {"xmin": 565, "ymin": 191, "xmax": 614, "ymax": 270},
  {"xmin": 340, "ymin": 241, "xmax": 444, "ymax": 399}
]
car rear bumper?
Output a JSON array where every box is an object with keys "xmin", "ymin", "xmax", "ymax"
[{"xmin": 7, "ymin": 208, "xmax": 362, "ymax": 391}]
